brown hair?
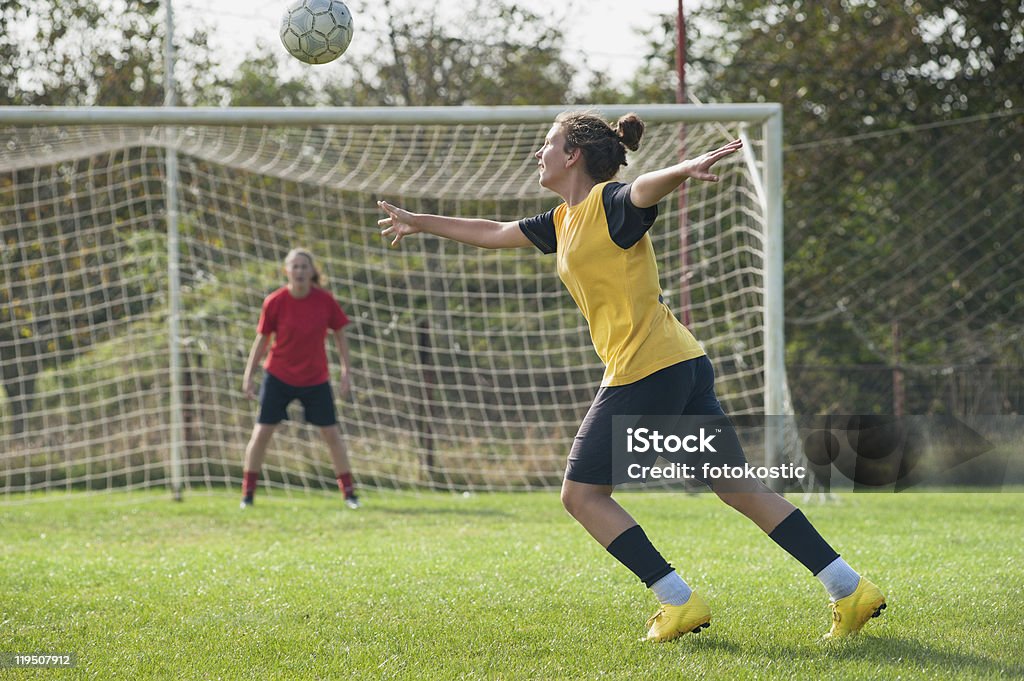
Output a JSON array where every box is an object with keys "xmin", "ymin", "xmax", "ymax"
[
  {"xmin": 554, "ymin": 111, "xmax": 645, "ymax": 182},
  {"xmin": 284, "ymin": 247, "xmax": 322, "ymax": 285}
]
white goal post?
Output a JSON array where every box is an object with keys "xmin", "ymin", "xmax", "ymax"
[{"xmin": 0, "ymin": 104, "xmax": 784, "ymax": 497}]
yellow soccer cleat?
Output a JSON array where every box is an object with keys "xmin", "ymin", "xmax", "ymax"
[
  {"xmin": 824, "ymin": 578, "xmax": 886, "ymax": 640},
  {"xmin": 645, "ymin": 591, "xmax": 711, "ymax": 642}
]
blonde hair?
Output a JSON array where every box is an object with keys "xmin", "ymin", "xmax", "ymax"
[{"xmin": 284, "ymin": 247, "xmax": 322, "ymax": 285}]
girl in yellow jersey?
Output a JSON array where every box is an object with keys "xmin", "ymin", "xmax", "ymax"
[{"xmin": 377, "ymin": 111, "xmax": 885, "ymax": 642}]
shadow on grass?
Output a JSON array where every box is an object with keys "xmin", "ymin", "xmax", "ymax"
[
  {"xmin": 746, "ymin": 633, "xmax": 1022, "ymax": 678},
  {"xmin": 681, "ymin": 634, "xmax": 746, "ymax": 655},
  {"xmin": 824, "ymin": 634, "xmax": 1022, "ymax": 677}
]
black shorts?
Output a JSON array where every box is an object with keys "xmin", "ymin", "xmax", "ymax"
[
  {"xmin": 257, "ymin": 371, "xmax": 338, "ymax": 426},
  {"xmin": 566, "ymin": 356, "xmax": 748, "ymax": 486}
]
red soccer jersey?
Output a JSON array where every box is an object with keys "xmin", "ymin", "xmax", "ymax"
[{"xmin": 258, "ymin": 286, "xmax": 350, "ymax": 387}]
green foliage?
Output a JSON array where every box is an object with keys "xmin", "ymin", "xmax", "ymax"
[
  {"xmin": 343, "ymin": 0, "xmax": 575, "ymax": 106},
  {"xmin": 0, "ymin": 0, "xmax": 222, "ymax": 106},
  {"xmin": 214, "ymin": 0, "xmax": 585, "ymax": 107},
  {"xmin": 630, "ymin": 1, "xmax": 1024, "ymax": 412},
  {"xmin": 222, "ymin": 52, "xmax": 320, "ymax": 107},
  {"xmin": 0, "ymin": 148, "xmax": 168, "ymax": 431}
]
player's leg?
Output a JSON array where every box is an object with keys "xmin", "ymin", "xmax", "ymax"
[
  {"xmin": 687, "ymin": 356, "xmax": 886, "ymax": 638},
  {"xmin": 712, "ymin": 475, "xmax": 885, "ymax": 638},
  {"xmin": 563, "ymin": 362, "xmax": 710, "ymax": 642},
  {"xmin": 318, "ymin": 425, "xmax": 358, "ymax": 508},
  {"xmin": 242, "ymin": 423, "xmax": 277, "ymax": 507},
  {"xmin": 711, "ymin": 474, "xmax": 846, "ymax": 583},
  {"xmin": 242, "ymin": 372, "xmax": 290, "ymax": 507},
  {"xmin": 559, "ymin": 479, "xmax": 635, "ymax": 546},
  {"xmin": 301, "ymin": 381, "xmax": 359, "ymax": 508},
  {"xmin": 560, "ymin": 477, "xmax": 712, "ymax": 642},
  {"xmin": 709, "ymin": 475, "xmax": 795, "ymax": 532}
]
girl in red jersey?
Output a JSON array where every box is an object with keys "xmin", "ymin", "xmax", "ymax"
[
  {"xmin": 240, "ymin": 248, "xmax": 359, "ymax": 510},
  {"xmin": 377, "ymin": 112, "xmax": 884, "ymax": 642}
]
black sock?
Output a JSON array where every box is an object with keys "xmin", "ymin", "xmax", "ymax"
[
  {"xmin": 768, "ymin": 510, "xmax": 840, "ymax": 575},
  {"xmin": 605, "ymin": 525, "xmax": 674, "ymax": 587}
]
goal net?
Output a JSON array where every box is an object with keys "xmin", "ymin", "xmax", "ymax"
[{"xmin": 0, "ymin": 105, "xmax": 784, "ymax": 497}]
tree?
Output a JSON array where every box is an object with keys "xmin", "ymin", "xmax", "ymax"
[
  {"xmin": 221, "ymin": 49, "xmax": 320, "ymax": 107},
  {"xmin": 632, "ymin": 1, "xmax": 1023, "ymax": 413},
  {"xmin": 331, "ymin": 0, "xmax": 576, "ymax": 106},
  {"xmin": 0, "ymin": 0, "xmax": 222, "ymax": 431},
  {"xmin": 0, "ymin": 0, "xmax": 221, "ymax": 106},
  {"xmin": 216, "ymin": 0, "xmax": 583, "ymax": 107}
]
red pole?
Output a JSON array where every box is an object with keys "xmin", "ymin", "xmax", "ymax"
[{"xmin": 676, "ymin": 0, "xmax": 692, "ymax": 327}]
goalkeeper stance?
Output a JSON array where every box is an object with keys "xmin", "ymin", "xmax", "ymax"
[
  {"xmin": 240, "ymin": 248, "xmax": 360, "ymax": 510},
  {"xmin": 377, "ymin": 111, "xmax": 885, "ymax": 641}
]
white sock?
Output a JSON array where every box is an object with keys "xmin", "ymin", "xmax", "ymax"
[
  {"xmin": 650, "ymin": 571, "xmax": 692, "ymax": 606},
  {"xmin": 817, "ymin": 557, "xmax": 861, "ymax": 601}
]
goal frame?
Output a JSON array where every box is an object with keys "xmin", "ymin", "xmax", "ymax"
[{"xmin": 0, "ymin": 103, "xmax": 784, "ymax": 494}]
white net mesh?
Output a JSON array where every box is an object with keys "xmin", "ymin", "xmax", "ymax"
[{"xmin": 0, "ymin": 109, "xmax": 776, "ymax": 496}]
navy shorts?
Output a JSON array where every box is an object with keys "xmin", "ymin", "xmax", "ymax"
[
  {"xmin": 257, "ymin": 371, "xmax": 338, "ymax": 426},
  {"xmin": 566, "ymin": 356, "xmax": 748, "ymax": 486}
]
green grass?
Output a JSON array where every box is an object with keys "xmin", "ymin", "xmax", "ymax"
[{"xmin": 2, "ymin": 490, "xmax": 1022, "ymax": 679}]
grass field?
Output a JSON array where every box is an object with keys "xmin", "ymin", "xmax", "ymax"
[{"xmin": 2, "ymin": 490, "xmax": 1022, "ymax": 679}]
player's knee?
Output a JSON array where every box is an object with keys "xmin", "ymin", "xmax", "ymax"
[
  {"xmin": 561, "ymin": 484, "xmax": 590, "ymax": 518},
  {"xmin": 250, "ymin": 423, "xmax": 276, "ymax": 445},
  {"xmin": 560, "ymin": 484, "xmax": 576, "ymax": 515},
  {"xmin": 713, "ymin": 488, "xmax": 746, "ymax": 513},
  {"xmin": 560, "ymin": 482, "xmax": 606, "ymax": 518},
  {"xmin": 712, "ymin": 477, "xmax": 771, "ymax": 512}
]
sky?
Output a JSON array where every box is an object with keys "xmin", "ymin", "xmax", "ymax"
[{"xmin": 172, "ymin": 0, "xmax": 677, "ymax": 87}]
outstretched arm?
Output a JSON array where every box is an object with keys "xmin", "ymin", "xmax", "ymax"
[
  {"xmin": 629, "ymin": 138, "xmax": 744, "ymax": 209},
  {"xmin": 377, "ymin": 200, "xmax": 533, "ymax": 250}
]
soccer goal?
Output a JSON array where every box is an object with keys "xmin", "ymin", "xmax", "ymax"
[{"xmin": 0, "ymin": 104, "xmax": 784, "ymax": 498}]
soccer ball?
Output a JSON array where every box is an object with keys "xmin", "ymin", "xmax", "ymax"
[{"xmin": 280, "ymin": 0, "xmax": 353, "ymax": 65}]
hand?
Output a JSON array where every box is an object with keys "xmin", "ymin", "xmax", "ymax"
[
  {"xmin": 243, "ymin": 377, "xmax": 257, "ymax": 400},
  {"xmin": 377, "ymin": 200, "xmax": 420, "ymax": 247},
  {"xmin": 339, "ymin": 371, "xmax": 352, "ymax": 400},
  {"xmin": 681, "ymin": 138, "xmax": 743, "ymax": 182}
]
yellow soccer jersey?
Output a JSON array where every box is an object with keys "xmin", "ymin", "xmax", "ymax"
[{"xmin": 519, "ymin": 181, "xmax": 705, "ymax": 386}]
